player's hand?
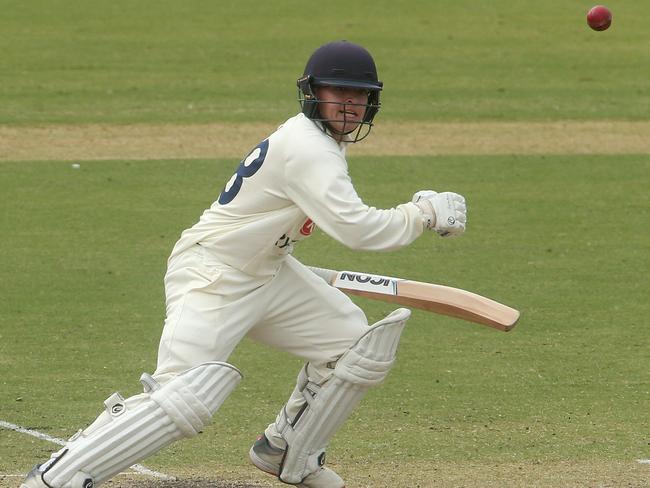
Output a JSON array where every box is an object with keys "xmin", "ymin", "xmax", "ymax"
[{"xmin": 412, "ymin": 190, "xmax": 467, "ymax": 237}]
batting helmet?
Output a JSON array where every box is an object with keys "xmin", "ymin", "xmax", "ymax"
[{"xmin": 297, "ymin": 41, "xmax": 383, "ymax": 142}]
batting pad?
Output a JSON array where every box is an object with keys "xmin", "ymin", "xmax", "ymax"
[
  {"xmin": 278, "ymin": 308, "xmax": 410, "ymax": 484},
  {"xmin": 41, "ymin": 362, "xmax": 242, "ymax": 488}
]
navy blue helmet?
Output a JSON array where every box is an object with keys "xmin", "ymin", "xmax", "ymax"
[{"xmin": 297, "ymin": 41, "xmax": 383, "ymax": 142}]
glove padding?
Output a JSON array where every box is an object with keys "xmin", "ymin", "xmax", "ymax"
[{"xmin": 412, "ymin": 190, "xmax": 467, "ymax": 237}]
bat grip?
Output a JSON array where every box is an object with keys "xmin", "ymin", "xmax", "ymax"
[{"xmin": 307, "ymin": 265, "xmax": 337, "ymax": 284}]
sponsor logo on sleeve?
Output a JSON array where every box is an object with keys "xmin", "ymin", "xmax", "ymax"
[{"xmin": 300, "ymin": 218, "xmax": 315, "ymax": 236}]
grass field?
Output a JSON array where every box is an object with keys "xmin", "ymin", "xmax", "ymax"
[
  {"xmin": 1, "ymin": 1, "xmax": 649, "ymax": 487},
  {"xmin": 1, "ymin": 0, "xmax": 650, "ymax": 124}
]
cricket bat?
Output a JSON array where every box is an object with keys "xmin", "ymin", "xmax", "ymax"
[{"xmin": 308, "ymin": 266, "xmax": 520, "ymax": 332}]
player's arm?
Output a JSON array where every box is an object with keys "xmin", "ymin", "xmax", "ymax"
[
  {"xmin": 284, "ymin": 149, "xmax": 418, "ymax": 250},
  {"xmin": 284, "ymin": 148, "xmax": 466, "ymax": 249}
]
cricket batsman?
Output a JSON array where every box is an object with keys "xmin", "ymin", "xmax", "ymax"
[{"xmin": 22, "ymin": 40, "xmax": 467, "ymax": 488}]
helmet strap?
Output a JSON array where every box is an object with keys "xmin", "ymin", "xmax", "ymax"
[{"xmin": 297, "ymin": 76, "xmax": 319, "ymax": 118}]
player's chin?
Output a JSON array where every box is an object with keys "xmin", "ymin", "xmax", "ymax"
[{"xmin": 331, "ymin": 119, "xmax": 362, "ymax": 134}]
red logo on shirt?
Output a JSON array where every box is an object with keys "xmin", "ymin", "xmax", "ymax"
[{"xmin": 300, "ymin": 218, "xmax": 315, "ymax": 236}]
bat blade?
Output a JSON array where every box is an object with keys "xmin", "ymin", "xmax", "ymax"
[{"xmin": 312, "ymin": 267, "xmax": 519, "ymax": 331}]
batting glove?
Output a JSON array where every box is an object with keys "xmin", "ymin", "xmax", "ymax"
[{"xmin": 412, "ymin": 190, "xmax": 467, "ymax": 237}]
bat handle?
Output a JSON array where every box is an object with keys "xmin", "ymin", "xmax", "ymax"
[{"xmin": 307, "ymin": 265, "xmax": 338, "ymax": 284}]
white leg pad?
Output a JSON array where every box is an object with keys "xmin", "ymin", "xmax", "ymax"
[
  {"xmin": 278, "ymin": 308, "xmax": 410, "ymax": 484},
  {"xmin": 39, "ymin": 361, "xmax": 242, "ymax": 488}
]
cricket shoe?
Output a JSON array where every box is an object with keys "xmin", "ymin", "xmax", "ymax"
[
  {"xmin": 249, "ymin": 434, "xmax": 345, "ymax": 488},
  {"xmin": 19, "ymin": 466, "xmax": 48, "ymax": 488}
]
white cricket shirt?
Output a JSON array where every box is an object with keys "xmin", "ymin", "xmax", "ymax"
[{"xmin": 170, "ymin": 113, "xmax": 424, "ymax": 278}]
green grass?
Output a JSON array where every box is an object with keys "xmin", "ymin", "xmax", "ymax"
[
  {"xmin": 1, "ymin": 0, "xmax": 650, "ymax": 124},
  {"xmin": 1, "ymin": 155, "xmax": 648, "ymax": 476}
]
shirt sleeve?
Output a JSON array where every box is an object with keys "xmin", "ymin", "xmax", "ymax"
[{"xmin": 283, "ymin": 144, "xmax": 424, "ymax": 251}]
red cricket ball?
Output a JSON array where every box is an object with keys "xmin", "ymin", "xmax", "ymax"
[{"xmin": 587, "ymin": 5, "xmax": 612, "ymax": 31}]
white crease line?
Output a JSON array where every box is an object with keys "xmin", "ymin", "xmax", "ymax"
[
  {"xmin": 638, "ymin": 459, "xmax": 650, "ymax": 464},
  {"xmin": 0, "ymin": 420, "xmax": 67, "ymax": 446},
  {"xmin": 128, "ymin": 465, "xmax": 176, "ymax": 480},
  {"xmin": 0, "ymin": 420, "xmax": 175, "ymax": 481}
]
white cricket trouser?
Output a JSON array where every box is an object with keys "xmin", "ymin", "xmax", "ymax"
[{"xmin": 154, "ymin": 244, "xmax": 369, "ymax": 421}]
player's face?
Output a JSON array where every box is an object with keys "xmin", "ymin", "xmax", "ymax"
[{"xmin": 315, "ymin": 86, "xmax": 369, "ymax": 137}]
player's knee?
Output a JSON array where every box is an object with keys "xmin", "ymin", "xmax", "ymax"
[
  {"xmin": 319, "ymin": 307, "xmax": 411, "ymax": 385},
  {"xmin": 146, "ymin": 361, "xmax": 243, "ymax": 436},
  {"xmin": 335, "ymin": 307, "xmax": 410, "ymax": 385}
]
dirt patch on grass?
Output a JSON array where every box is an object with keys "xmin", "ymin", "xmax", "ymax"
[
  {"xmin": 105, "ymin": 477, "xmax": 269, "ymax": 488},
  {"xmin": 1, "ymin": 121, "xmax": 649, "ymax": 161},
  {"xmin": 2, "ymin": 460, "xmax": 647, "ymax": 488},
  {"xmin": 101, "ymin": 460, "xmax": 650, "ymax": 488}
]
